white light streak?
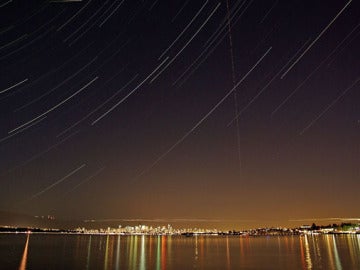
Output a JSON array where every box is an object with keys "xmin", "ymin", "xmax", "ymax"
[
  {"xmin": 0, "ymin": 79, "xmax": 28, "ymax": 94},
  {"xmin": 150, "ymin": 3, "xmax": 221, "ymax": 83},
  {"xmin": 66, "ymin": 167, "xmax": 105, "ymax": 194},
  {"xmin": 64, "ymin": 1, "xmax": 109, "ymax": 42},
  {"xmin": 91, "ymin": 58, "xmax": 169, "ymax": 125},
  {"xmin": 134, "ymin": 47, "xmax": 271, "ymax": 181},
  {"xmin": 16, "ymin": 57, "xmax": 97, "ymax": 111},
  {"xmin": 99, "ymin": 0, "xmax": 124, "ymax": 27},
  {"xmin": 9, "ymin": 77, "xmax": 98, "ymax": 134},
  {"xmin": 173, "ymin": 0, "xmax": 252, "ymax": 87},
  {"xmin": 0, "ymin": 34, "xmax": 27, "ymax": 50},
  {"xmin": 227, "ymin": 39, "xmax": 311, "ymax": 126},
  {"xmin": 4, "ymin": 130, "xmax": 80, "ymax": 174},
  {"xmin": 280, "ymin": 0, "xmax": 353, "ymax": 79},
  {"xmin": 0, "ymin": 0, "xmax": 12, "ymax": 8},
  {"xmin": 158, "ymin": 1, "xmax": 209, "ymax": 60},
  {"xmin": 272, "ymin": 24, "xmax": 360, "ymax": 116},
  {"xmin": 326, "ymin": 21, "xmax": 360, "ymax": 67},
  {"xmin": 31, "ymin": 164, "xmax": 86, "ymax": 199},
  {"xmin": 57, "ymin": 0, "xmax": 92, "ymax": 31},
  {"xmin": 0, "ymin": 117, "xmax": 46, "ymax": 144},
  {"xmin": 0, "ymin": 27, "xmax": 53, "ymax": 61},
  {"xmin": 299, "ymin": 77, "xmax": 360, "ymax": 135},
  {"xmin": 172, "ymin": 0, "xmax": 190, "ymax": 22},
  {"xmin": 203, "ymin": 0, "xmax": 252, "ymax": 52},
  {"xmin": 259, "ymin": 0, "xmax": 278, "ymax": 24},
  {"xmin": 58, "ymin": 74, "xmax": 137, "ymax": 137}
]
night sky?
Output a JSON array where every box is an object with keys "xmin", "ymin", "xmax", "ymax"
[{"xmin": 0, "ymin": 0, "xmax": 359, "ymax": 229}]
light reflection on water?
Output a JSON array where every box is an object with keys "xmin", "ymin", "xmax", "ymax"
[
  {"xmin": 3, "ymin": 234, "xmax": 360, "ymax": 269},
  {"xmin": 86, "ymin": 235, "xmax": 91, "ymax": 270},
  {"xmin": 325, "ymin": 234, "xmax": 335, "ymax": 269},
  {"xmin": 104, "ymin": 235, "xmax": 109, "ymax": 270},
  {"xmin": 115, "ymin": 235, "xmax": 120, "ymax": 270},
  {"xmin": 304, "ymin": 235, "xmax": 312, "ymax": 269},
  {"xmin": 332, "ymin": 236, "xmax": 342, "ymax": 270},
  {"xmin": 226, "ymin": 236, "xmax": 231, "ymax": 270},
  {"xmin": 156, "ymin": 236, "xmax": 160, "ymax": 270},
  {"xmin": 140, "ymin": 235, "xmax": 145, "ymax": 270},
  {"xmin": 18, "ymin": 233, "xmax": 29, "ymax": 270}
]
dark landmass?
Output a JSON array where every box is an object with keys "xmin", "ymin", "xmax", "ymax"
[
  {"xmin": 0, "ymin": 210, "xmax": 84, "ymax": 230},
  {"xmin": 0, "ymin": 226, "xmax": 76, "ymax": 233}
]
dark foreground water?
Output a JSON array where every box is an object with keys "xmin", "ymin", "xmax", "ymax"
[{"xmin": 1, "ymin": 234, "xmax": 360, "ymax": 269}]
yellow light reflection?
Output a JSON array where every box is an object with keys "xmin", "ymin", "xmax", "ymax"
[
  {"xmin": 239, "ymin": 236, "xmax": 245, "ymax": 268},
  {"xmin": 284, "ymin": 236, "xmax": 289, "ymax": 254},
  {"xmin": 304, "ymin": 235, "xmax": 312, "ymax": 269},
  {"xmin": 140, "ymin": 235, "xmax": 146, "ymax": 270},
  {"xmin": 356, "ymin": 235, "xmax": 360, "ymax": 266},
  {"xmin": 132, "ymin": 236, "xmax": 138, "ymax": 270},
  {"xmin": 108, "ymin": 236, "xmax": 114, "ymax": 270},
  {"xmin": 290, "ymin": 236, "xmax": 295, "ymax": 253},
  {"xmin": 312, "ymin": 236, "xmax": 321, "ymax": 266},
  {"xmin": 239, "ymin": 236, "xmax": 244, "ymax": 257},
  {"xmin": 226, "ymin": 236, "xmax": 231, "ymax": 270},
  {"xmin": 75, "ymin": 235, "xmax": 81, "ymax": 262},
  {"xmin": 86, "ymin": 235, "xmax": 92, "ymax": 270},
  {"xmin": 115, "ymin": 235, "xmax": 121, "ymax": 270},
  {"xmin": 332, "ymin": 236, "xmax": 342, "ymax": 270},
  {"xmin": 194, "ymin": 235, "xmax": 198, "ymax": 268},
  {"xmin": 277, "ymin": 236, "xmax": 281, "ymax": 254},
  {"xmin": 325, "ymin": 235, "xmax": 335, "ymax": 269},
  {"xmin": 18, "ymin": 233, "xmax": 30, "ymax": 270},
  {"xmin": 300, "ymin": 236, "xmax": 306, "ymax": 270},
  {"xmin": 104, "ymin": 235, "xmax": 109, "ymax": 270},
  {"xmin": 347, "ymin": 235, "xmax": 356, "ymax": 266},
  {"xmin": 129, "ymin": 236, "xmax": 134, "ymax": 269}
]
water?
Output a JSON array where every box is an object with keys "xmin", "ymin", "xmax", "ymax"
[{"xmin": 1, "ymin": 234, "xmax": 360, "ymax": 269}]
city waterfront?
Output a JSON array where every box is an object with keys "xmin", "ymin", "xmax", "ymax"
[{"xmin": 1, "ymin": 233, "xmax": 360, "ymax": 269}]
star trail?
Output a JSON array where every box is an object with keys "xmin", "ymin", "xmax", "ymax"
[{"xmin": 0, "ymin": 0, "xmax": 359, "ymax": 228}]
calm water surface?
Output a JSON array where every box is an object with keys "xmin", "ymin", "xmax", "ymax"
[{"xmin": 1, "ymin": 234, "xmax": 360, "ymax": 269}]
